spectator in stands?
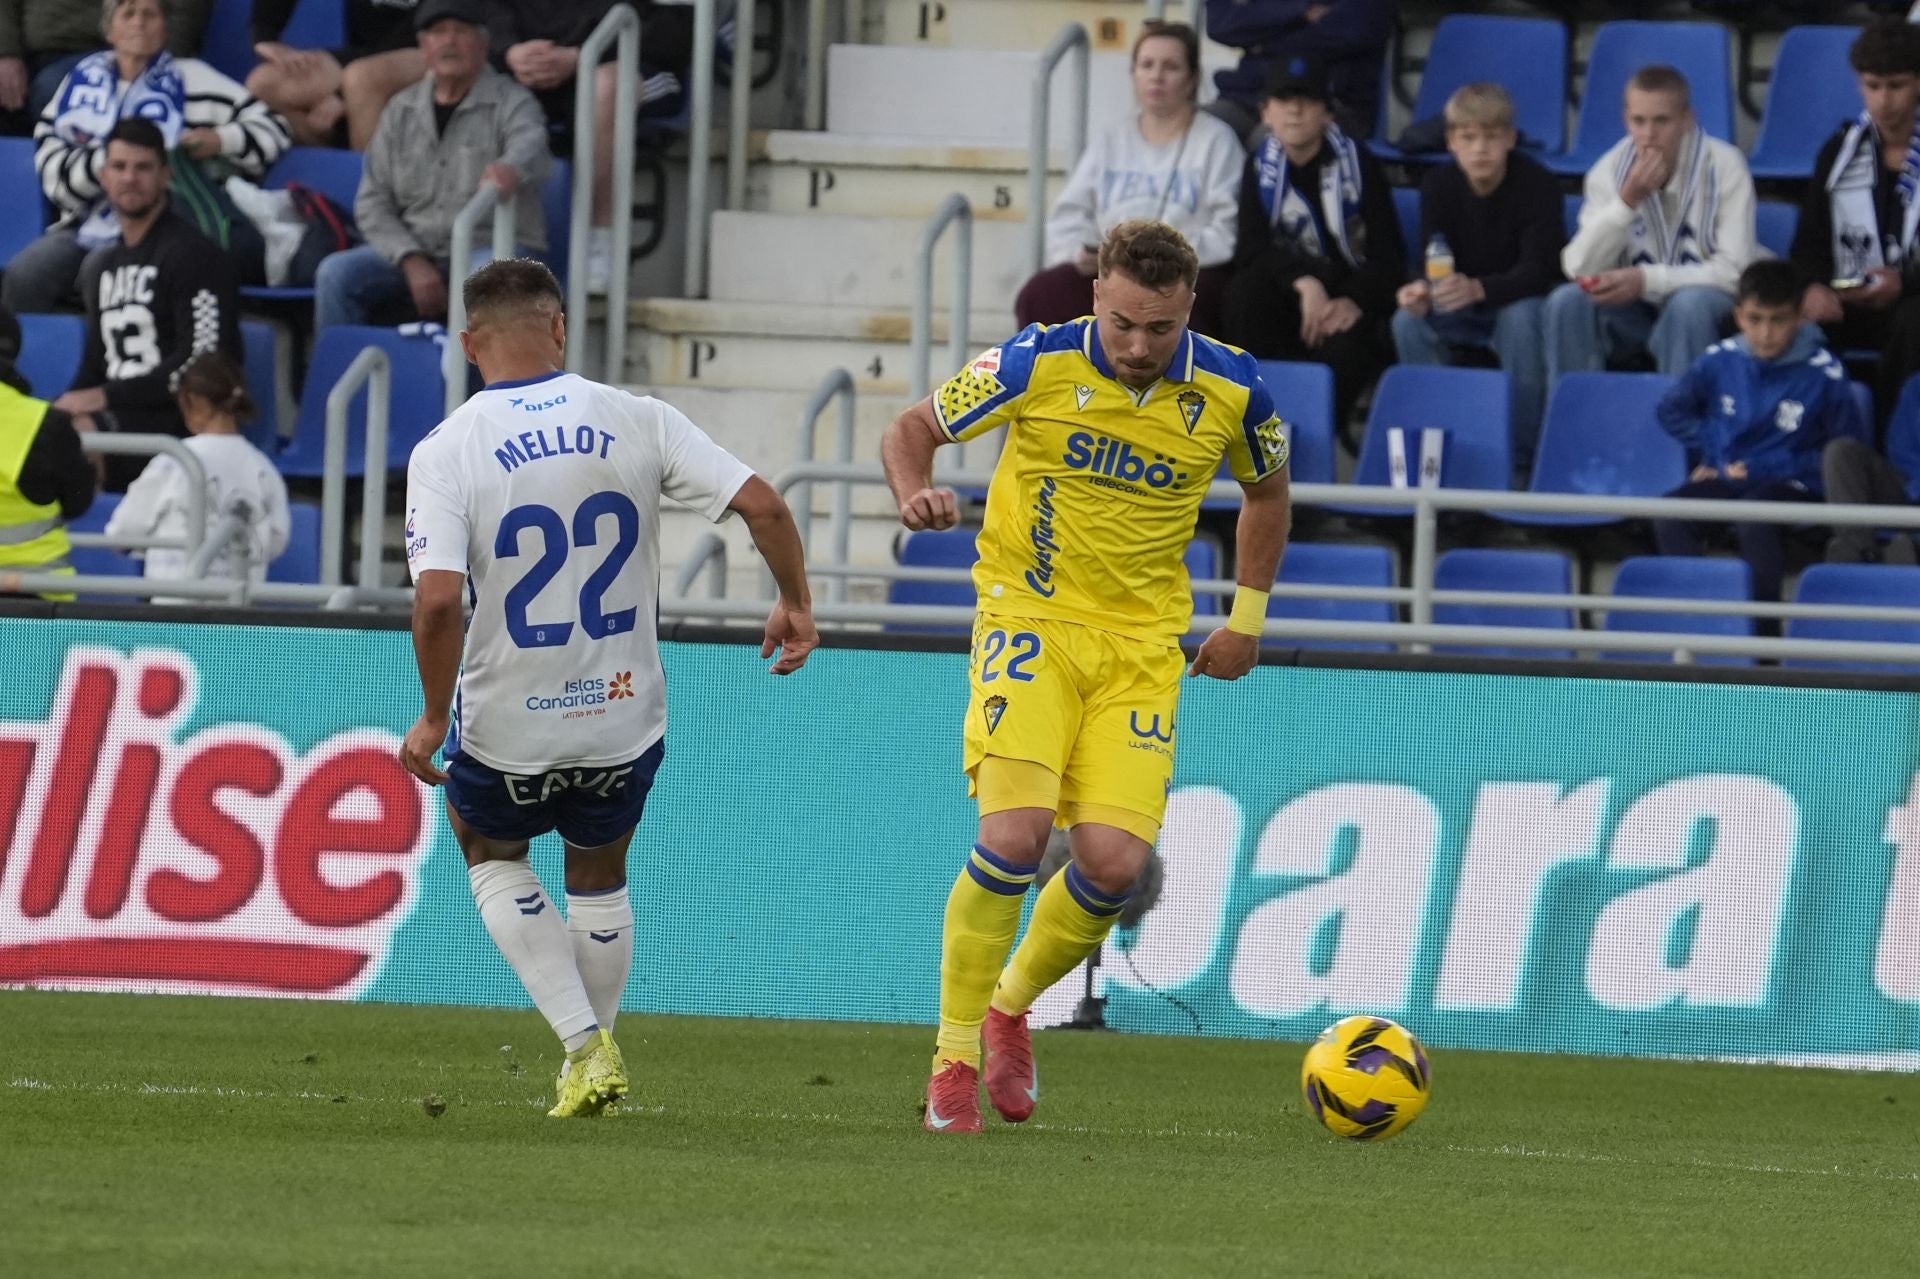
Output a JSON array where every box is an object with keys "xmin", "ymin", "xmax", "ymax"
[
  {"xmin": 1391, "ymin": 83, "xmax": 1563, "ymax": 465},
  {"xmin": 1793, "ymin": 20, "xmax": 1920, "ymax": 430},
  {"xmin": 51, "ymin": 118, "xmax": 242, "ymax": 491},
  {"xmin": 1822, "ymin": 384, "xmax": 1920, "ymax": 564},
  {"xmin": 490, "ymin": 0, "xmax": 695, "ymax": 292},
  {"xmin": 1548, "ymin": 66, "xmax": 1758, "ymax": 387},
  {"xmin": 107, "ymin": 350, "xmax": 289, "ymax": 595},
  {"xmin": 1203, "ymin": 0, "xmax": 1394, "ymax": 143},
  {"xmin": 0, "ymin": 0, "xmax": 212, "ymax": 134},
  {"xmin": 246, "ymin": 0, "xmax": 426, "ymax": 149},
  {"xmin": 1015, "ymin": 23, "xmax": 1240, "ymax": 335},
  {"xmin": 0, "ymin": 304, "xmax": 95, "ymax": 599},
  {"xmin": 2, "ymin": 0, "xmax": 289, "ymax": 315},
  {"xmin": 1220, "ymin": 57, "xmax": 1401, "ymax": 432},
  {"xmin": 314, "ymin": 0, "xmax": 549, "ymax": 329},
  {"xmin": 1653, "ymin": 261, "xmax": 1861, "ymax": 606}
]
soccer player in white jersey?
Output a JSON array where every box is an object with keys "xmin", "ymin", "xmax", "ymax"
[{"xmin": 398, "ymin": 259, "xmax": 818, "ymax": 1118}]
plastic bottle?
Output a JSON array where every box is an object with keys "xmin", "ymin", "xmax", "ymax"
[{"xmin": 1424, "ymin": 233, "xmax": 1454, "ymax": 282}]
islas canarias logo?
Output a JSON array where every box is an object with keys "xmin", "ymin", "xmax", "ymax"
[
  {"xmin": 608, "ymin": 672, "xmax": 633, "ymax": 700},
  {"xmin": 0, "ymin": 647, "xmax": 431, "ymax": 998}
]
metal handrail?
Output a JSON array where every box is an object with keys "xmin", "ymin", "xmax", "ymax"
[
  {"xmin": 183, "ymin": 510, "xmax": 251, "ymax": 579},
  {"xmin": 320, "ymin": 346, "xmax": 391, "ymax": 588},
  {"xmin": 727, "ymin": 0, "xmax": 761, "ymax": 216},
  {"xmin": 909, "ymin": 193, "xmax": 973, "ymax": 405},
  {"xmin": 793, "ymin": 367, "xmax": 857, "ymax": 602},
  {"xmin": 1027, "ymin": 24, "xmax": 1090, "ymax": 277},
  {"xmin": 79, "ymin": 434, "xmax": 207, "ymax": 554},
  {"xmin": 803, "ymin": 0, "xmax": 837, "ymax": 131},
  {"xmin": 444, "ymin": 181, "xmax": 515, "ymax": 415},
  {"xmin": 566, "ymin": 2, "xmax": 639, "ymax": 379},
  {"xmin": 673, "ymin": 531, "xmax": 729, "ymax": 600},
  {"xmin": 685, "ymin": 0, "xmax": 719, "ymax": 296}
]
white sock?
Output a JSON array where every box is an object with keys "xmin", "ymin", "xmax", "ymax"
[
  {"xmin": 468, "ymin": 860, "xmax": 598, "ymax": 1052},
  {"xmin": 567, "ymin": 884, "xmax": 634, "ymax": 1030}
]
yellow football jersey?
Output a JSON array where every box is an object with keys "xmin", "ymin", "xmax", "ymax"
[{"xmin": 932, "ymin": 319, "xmax": 1290, "ymax": 642}]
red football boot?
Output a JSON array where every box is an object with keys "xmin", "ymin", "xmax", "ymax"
[
  {"xmin": 983, "ymin": 1007, "xmax": 1037, "ymax": 1123},
  {"xmin": 924, "ymin": 1059, "xmax": 982, "ymax": 1134}
]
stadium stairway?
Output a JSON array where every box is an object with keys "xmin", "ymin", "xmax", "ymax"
[{"xmin": 628, "ymin": 1, "xmax": 1233, "ymax": 598}]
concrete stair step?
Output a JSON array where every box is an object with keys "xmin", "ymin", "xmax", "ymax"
[
  {"xmin": 875, "ymin": 0, "xmax": 1168, "ymax": 52},
  {"xmin": 628, "ymin": 297, "xmax": 1014, "ymax": 395},
  {"xmin": 708, "ymin": 209, "xmax": 1029, "ymax": 311},
  {"xmin": 826, "ymin": 44, "xmax": 1136, "ymax": 144},
  {"xmin": 754, "ymin": 130, "xmax": 1066, "ymax": 222}
]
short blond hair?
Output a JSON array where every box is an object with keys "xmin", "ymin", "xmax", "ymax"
[
  {"xmin": 1444, "ymin": 83, "xmax": 1514, "ymax": 132},
  {"xmin": 1098, "ymin": 219, "xmax": 1199, "ymax": 291}
]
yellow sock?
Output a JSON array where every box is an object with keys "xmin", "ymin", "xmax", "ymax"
[
  {"xmin": 991, "ymin": 863, "xmax": 1130, "ymax": 1017},
  {"xmin": 933, "ymin": 843, "xmax": 1038, "ymax": 1071}
]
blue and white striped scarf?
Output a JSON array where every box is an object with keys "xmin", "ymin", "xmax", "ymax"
[
  {"xmin": 1614, "ymin": 126, "xmax": 1718, "ymax": 269},
  {"xmin": 1824, "ymin": 110, "xmax": 1920, "ymax": 278},
  {"xmin": 48, "ymin": 50, "xmax": 186, "ymax": 249},
  {"xmin": 1254, "ymin": 123, "xmax": 1367, "ymax": 267}
]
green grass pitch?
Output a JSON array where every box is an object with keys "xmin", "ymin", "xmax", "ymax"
[{"xmin": 2, "ymin": 991, "xmax": 1915, "ymax": 1278}]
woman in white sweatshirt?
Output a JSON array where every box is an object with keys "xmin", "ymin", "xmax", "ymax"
[
  {"xmin": 107, "ymin": 351, "xmax": 290, "ymax": 599},
  {"xmin": 1013, "ymin": 22, "xmax": 1243, "ymax": 335}
]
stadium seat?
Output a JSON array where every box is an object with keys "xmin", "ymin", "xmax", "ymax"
[
  {"xmin": 276, "ymin": 325, "xmax": 447, "ymax": 479},
  {"xmin": 258, "ymin": 145, "xmax": 364, "ymax": 216},
  {"xmin": 1186, "ymin": 537, "xmax": 1225, "ymax": 621},
  {"xmin": 1338, "ymin": 366, "xmax": 1513, "ymax": 514},
  {"xmin": 1754, "ymin": 200, "xmax": 1798, "ymax": 259},
  {"xmin": 1748, "ymin": 27, "xmax": 1862, "ymax": 181},
  {"xmin": 1254, "ymin": 361, "xmax": 1336, "ymax": 486},
  {"xmin": 0, "ymin": 137, "xmax": 43, "ymax": 266},
  {"xmin": 16, "ymin": 313, "xmax": 85, "ymax": 400},
  {"xmin": 239, "ymin": 320, "xmax": 280, "ymax": 452},
  {"xmin": 1433, "ymin": 548, "xmax": 1577, "ymax": 659},
  {"xmin": 1499, "ymin": 372, "xmax": 1685, "ymax": 528},
  {"xmin": 1393, "ymin": 186, "xmax": 1421, "ymax": 268},
  {"xmin": 886, "ymin": 527, "xmax": 975, "ymax": 633},
  {"xmin": 66, "ymin": 492, "xmax": 142, "ymax": 594},
  {"xmin": 1377, "ymin": 16, "xmax": 1568, "ymax": 159},
  {"xmin": 268, "ymin": 502, "xmax": 323, "ymax": 584},
  {"xmin": 1846, "ymin": 381, "xmax": 1875, "ymax": 443},
  {"xmin": 1603, "ymin": 555, "xmax": 1753, "ymax": 664},
  {"xmin": 1544, "ymin": 22, "xmax": 1735, "ymax": 176},
  {"xmin": 200, "ymin": 0, "xmax": 346, "ymax": 84},
  {"xmin": 542, "ymin": 159, "xmax": 575, "ymax": 285},
  {"xmin": 1562, "ymin": 192, "xmax": 1582, "ymax": 241},
  {"xmin": 1784, "ymin": 564, "xmax": 1920, "ymax": 673},
  {"xmin": 1269, "ymin": 541, "xmax": 1397, "ymax": 652}
]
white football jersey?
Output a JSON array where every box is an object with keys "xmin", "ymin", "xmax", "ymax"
[{"xmin": 404, "ymin": 371, "xmax": 752, "ymax": 774}]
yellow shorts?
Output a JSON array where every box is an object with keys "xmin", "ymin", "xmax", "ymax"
[{"xmin": 963, "ymin": 612, "xmax": 1184, "ymax": 831}]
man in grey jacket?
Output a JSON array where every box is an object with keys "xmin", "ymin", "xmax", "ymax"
[{"xmin": 313, "ymin": 0, "xmax": 549, "ymax": 330}]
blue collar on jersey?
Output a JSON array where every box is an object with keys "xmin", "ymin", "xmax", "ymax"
[
  {"xmin": 483, "ymin": 369, "xmax": 568, "ymax": 392},
  {"xmin": 1083, "ymin": 322, "xmax": 1195, "ymax": 385}
]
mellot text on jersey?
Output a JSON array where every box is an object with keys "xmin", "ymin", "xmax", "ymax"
[{"xmin": 493, "ymin": 424, "xmax": 619, "ymax": 475}]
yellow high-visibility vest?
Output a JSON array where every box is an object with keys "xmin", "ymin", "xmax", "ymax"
[{"xmin": 0, "ymin": 383, "xmax": 75, "ymax": 595}]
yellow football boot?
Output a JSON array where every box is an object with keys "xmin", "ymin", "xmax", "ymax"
[{"xmin": 547, "ymin": 1029, "xmax": 629, "ymax": 1118}]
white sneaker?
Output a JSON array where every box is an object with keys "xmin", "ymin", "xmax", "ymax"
[{"xmin": 586, "ymin": 227, "xmax": 614, "ymax": 295}]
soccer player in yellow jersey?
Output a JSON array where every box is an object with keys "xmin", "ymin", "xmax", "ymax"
[{"xmin": 881, "ymin": 220, "xmax": 1293, "ymax": 1134}]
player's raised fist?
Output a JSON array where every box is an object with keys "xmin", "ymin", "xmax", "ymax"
[{"xmin": 900, "ymin": 487, "xmax": 960, "ymax": 531}]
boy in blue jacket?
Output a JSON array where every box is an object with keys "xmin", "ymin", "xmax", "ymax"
[{"xmin": 1653, "ymin": 260, "xmax": 1865, "ymax": 603}]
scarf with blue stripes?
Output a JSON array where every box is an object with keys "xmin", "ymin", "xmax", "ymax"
[
  {"xmin": 1613, "ymin": 126, "xmax": 1717, "ymax": 269},
  {"xmin": 1824, "ymin": 110, "xmax": 1920, "ymax": 281},
  {"xmin": 1254, "ymin": 123, "xmax": 1367, "ymax": 268}
]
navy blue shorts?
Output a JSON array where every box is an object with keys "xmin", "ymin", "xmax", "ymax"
[{"xmin": 444, "ymin": 740, "xmax": 666, "ymax": 848}]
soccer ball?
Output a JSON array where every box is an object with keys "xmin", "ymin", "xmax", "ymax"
[{"xmin": 1300, "ymin": 1015, "xmax": 1431, "ymax": 1141}]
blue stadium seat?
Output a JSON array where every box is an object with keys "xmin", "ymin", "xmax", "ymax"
[
  {"xmin": 1338, "ymin": 366, "xmax": 1513, "ymax": 514},
  {"xmin": 1749, "ymin": 27, "xmax": 1862, "ymax": 181},
  {"xmin": 268, "ymin": 502, "xmax": 323, "ymax": 584},
  {"xmin": 1269, "ymin": 541, "xmax": 1397, "ymax": 652},
  {"xmin": 239, "ymin": 320, "xmax": 280, "ymax": 452},
  {"xmin": 1562, "ymin": 192, "xmax": 1582, "ymax": 241},
  {"xmin": 66, "ymin": 492, "xmax": 142, "ymax": 593},
  {"xmin": 1846, "ymin": 381, "xmax": 1875, "ymax": 443},
  {"xmin": 16, "ymin": 313, "xmax": 85, "ymax": 400},
  {"xmin": 1500, "ymin": 372, "xmax": 1685, "ymax": 528},
  {"xmin": 1434, "ymin": 548, "xmax": 1576, "ymax": 659},
  {"xmin": 201, "ymin": 0, "xmax": 346, "ymax": 84},
  {"xmin": 1186, "ymin": 537, "xmax": 1225, "ymax": 621},
  {"xmin": 1603, "ymin": 555, "xmax": 1753, "ymax": 665},
  {"xmin": 0, "ymin": 137, "xmax": 43, "ymax": 265},
  {"xmin": 1255, "ymin": 360, "xmax": 1336, "ymax": 486},
  {"xmin": 1784, "ymin": 564, "xmax": 1920, "ymax": 673},
  {"xmin": 886, "ymin": 528, "xmax": 975, "ymax": 633},
  {"xmin": 542, "ymin": 158, "xmax": 574, "ymax": 285},
  {"xmin": 1378, "ymin": 16, "xmax": 1568, "ymax": 159},
  {"xmin": 259, "ymin": 145, "xmax": 364, "ymax": 215},
  {"xmin": 277, "ymin": 325, "xmax": 447, "ymax": 479},
  {"xmin": 1544, "ymin": 22, "xmax": 1735, "ymax": 176},
  {"xmin": 1393, "ymin": 186, "xmax": 1421, "ymax": 268},
  {"xmin": 1754, "ymin": 200, "xmax": 1798, "ymax": 259}
]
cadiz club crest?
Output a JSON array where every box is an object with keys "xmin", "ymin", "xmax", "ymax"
[
  {"xmin": 1176, "ymin": 389, "xmax": 1206, "ymax": 434},
  {"xmin": 983, "ymin": 694, "xmax": 1008, "ymax": 735}
]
